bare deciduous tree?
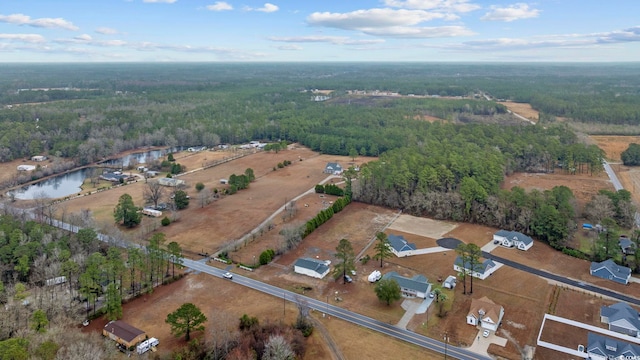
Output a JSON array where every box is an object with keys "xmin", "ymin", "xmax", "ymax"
[{"xmin": 143, "ymin": 181, "xmax": 165, "ymax": 209}]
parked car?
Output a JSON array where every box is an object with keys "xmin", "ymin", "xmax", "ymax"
[
  {"xmin": 344, "ymin": 275, "xmax": 353, "ymax": 283},
  {"xmin": 483, "ymin": 330, "xmax": 490, "ymax": 338},
  {"xmin": 429, "ymin": 291, "xmax": 435, "ymax": 298},
  {"xmin": 222, "ymin": 272, "xmax": 233, "ymax": 280}
]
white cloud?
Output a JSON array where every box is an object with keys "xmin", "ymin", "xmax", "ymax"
[
  {"xmin": 269, "ymin": 35, "xmax": 385, "ymax": 46},
  {"xmin": 0, "ymin": 13, "xmax": 78, "ymax": 31},
  {"xmin": 95, "ymin": 27, "xmax": 118, "ymax": 35},
  {"xmin": 74, "ymin": 34, "xmax": 92, "ymax": 42},
  {"xmin": 383, "ymin": 0, "xmax": 480, "ymax": 13},
  {"xmin": 206, "ymin": 2, "xmax": 233, "ymax": 11},
  {"xmin": 276, "ymin": 44, "xmax": 302, "ymax": 51},
  {"xmin": 245, "ymin": 3, "xmax": 279, "ymax": 13},
  {"xmin": 481, "ymin": 3, "xmax": 540, "ymax": 22},
  {"xmin": 307, "ymin": 8, "xmax": 473, "ymax": 38},
  {"xmin": 143, "ymin": 0, "xmax": 177, "ymax": 3},
  {"xmin": 0, "ymin": 33, "xmax": 46, "ymax": 43}
]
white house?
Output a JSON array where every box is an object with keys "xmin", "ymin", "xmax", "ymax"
[
  {"xmin": 294, "ymin": 258, "xmax": 330, "ymax": 279},
  {"xmin": 17, "ymin": 165, "xmax": 36, "ymax": 171},
  {"xmin": 31, "ymin": 155, "xmax": 47, "ymax": 162},
  {"xmin": 466, "ymin": 296, "xmax": 504, "ymax": 332},
  {"xmin": 387, "ymin": 234, "xmax": 417, "ymax": 257},
  {"xmin": 382, "ymin": 271, "xmax": 431, "ymax": 299},
  {"xmin": 323, "ymin": 162, "xmax": 343, "ymax": 175},
  {"xmin": 493, "ymin": 230, "xmax": 533, "ymax": 251},
  {"xmin": 157, "ymin": 178, "xmax": 185, "ymax": 187},
  {"xmin": 454, "ymin": 256, "xmax": 498, "ymax": 280}
]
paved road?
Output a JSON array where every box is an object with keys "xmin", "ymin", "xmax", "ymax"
[
  {"xmin": 437, "ymin": 237, "xmax": 640, "ymax": 305},
  {"xmin": 603, "ymin": 161, "xmax": 623, "ymax": 190},
  {"xmin": 184, "ymin": 258, "xmax": 491, "ymax": 360}
]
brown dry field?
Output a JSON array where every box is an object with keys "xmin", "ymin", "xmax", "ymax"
[
  {"xmin": 498, "ymin": 101, "xmax": 539, "ymax": 123},
  {"xmin": 590, "ymin": 135, "xmax": 640, "ymax": 162},
  {"xmin": 45, "ymin": 146, "xmax": 368, "ymax": 257},
  {"xmin": 535, "ymin": 286, "xmax": 628, "ymax": 360},
  {"xmin": 501, "ymin": 171, "xmax": 614, "ymax": 206},
  {"xmin": 83, "ymin": 272, "xmax": 440, "ymax": 360},
  {"xmin": 410, "ymin": 114, "xmax": 448, "ymax": 123}
]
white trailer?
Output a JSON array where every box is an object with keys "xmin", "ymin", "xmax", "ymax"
[
  {"xmin": 142, "ymin": 208, "xmax": 162, "ymax": 217},
  {"xmin": 136, "ymin": 337, "xmax": 159, "ymax": 354},
  {"xmin": 368, "ymin": 270, "xmax": 381, "ymax": 283}
]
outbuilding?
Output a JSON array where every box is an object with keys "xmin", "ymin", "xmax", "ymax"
[
  {"xmin": 103, "ymin": 320, "xmax": 146, "ymax": 348},
  {"xmin": 294, "ymin": 258, "xmax": 330, "ymax": 279}
]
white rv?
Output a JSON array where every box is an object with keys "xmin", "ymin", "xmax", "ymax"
[
  {"xmin": 136, "ymin": 337, "xmax": 159, "ymax": 354},
  {"xmin": 368, "ymin": 270, "xmax": 381, "ymax": 283}
]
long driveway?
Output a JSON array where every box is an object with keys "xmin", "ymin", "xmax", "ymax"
[{"xmin": 185, "ymin": 259, "xmax": 491, "ymax": 360}]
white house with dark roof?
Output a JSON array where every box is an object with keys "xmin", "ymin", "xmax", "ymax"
[
  {"xmin": 323, "ymin": 162, "xmax": 343, "ymax": 175},
  {"xmin": 590, "ymin": 259, "xmax": 631, "ymax": 285},
  {"xmin": 382, "ymin": 271, "xmax": 431, "ymax": 299},
  {"xmin": 454, "ymin": 256, "xmax": 499, "ymax": 280},
  {"xmin": 493, "ymin": 230, "xmax": 533, "ymax": 251},
  {"xmin": 587, "ymin": 332, "xmax": 640, "ymax": 360},
  {"xmin": 466, "ymin": 296, "xmax": 504, "ymax": 332},
  {"xmin": 387, "ymin": 234, "xmax": 417, "ymax": 257},
  {"xmin": 294, "ymin": 258, "xmax": 330, "ymax": 279},
  {"xmin": 601, "ymin": 302, "xmax": 640, "ymax": 337}
]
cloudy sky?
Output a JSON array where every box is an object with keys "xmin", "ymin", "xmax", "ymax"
[{"xmin": 1, "ymin": 0, "xmax": 639, "ymax": 62}]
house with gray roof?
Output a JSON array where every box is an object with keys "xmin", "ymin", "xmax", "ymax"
[
  {"xmin": 323, "ymin": 162, "xmax": 343, "ymax": 175},
  {"xmin": 294, "ymin": 258, "xmax": 330, "ymax": 279},
  {"xmin": 590, "ymin": 259, "xmax": 631, "ymax": 285},
  {"xmin": 493, "ymin": 230, "xmax": 533, "ymax": 251},
  {"xmin": 454, "ymin": 256, "xmax": 498, "ymax": 280},
  {"xmin": 387, "ymin": 234, "xmax": 417, "ymax": 257},
  {"xmin": 587, "ymin": 332, "xmax": 640, "ymax": 360},
  {"xmin": 382, "ymin": 271, "xmax": 431, "ymax": 299},
  {"xmin": 620, "ymin": 236, "xmax": 636, "ymax": 255},
  {"xmin": 601, "ymin": 302, "xmax": 640, "ymax": 337}
]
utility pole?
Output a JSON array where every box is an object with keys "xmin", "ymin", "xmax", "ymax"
[{"xmin": 444, "ymin": 332, "xmax": 449, "ymax": 360}]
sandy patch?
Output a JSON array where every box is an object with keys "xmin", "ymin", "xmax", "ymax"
[{"xmin": 388, "ymin": 214, "xmax": 458, "ymax": 239}]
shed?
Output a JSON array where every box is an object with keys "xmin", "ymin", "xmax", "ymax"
[
  {"xmin": 294, "ymin": 258, "xmax": 330, "ymax": 279},
  {"xmin": 103, "ymin": 320, "xmax": 146, "ymax": 348},
  {"xmin": 31, "ymin": 155, "xmax": 47, "ymax": 162}
]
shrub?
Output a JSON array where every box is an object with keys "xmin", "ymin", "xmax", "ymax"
[
  {"xmin": 361, "ymin": 254, "xmax": 371, "ymax": 265},
  {"xmin": 277, "ymin": 162, "xmax": 284, "ymax": 169},
  {"xmin": 195, "ymin": 182, "xmax": 205, "ymax": 192},
  {"xmin": 315, "ymin": 185, "xmax": 325, "ymax": 194},
  {"xmin": 161, "ymin": 217, "xmax": 171, "ymax": 226}
]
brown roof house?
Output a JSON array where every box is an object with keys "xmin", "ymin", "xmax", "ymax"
[
  {"xmin": 103, "ymin": 320, "xmax": 147, "ymax": 348},
  {"xmin": 466, "ymin": 296, "xmax": 505, "ymax": 332}
]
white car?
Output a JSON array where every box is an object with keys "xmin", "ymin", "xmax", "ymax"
[
  {"xmin": 482, "ymin": 330, "xmax": 490, "ymax": 338},
  {"xmin": 222, "ymin": 272, "xmax": 233, "ymax": 279}
]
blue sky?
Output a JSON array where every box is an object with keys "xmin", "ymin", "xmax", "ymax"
[{"xmin": 1, "ymin": 0, "xmax": 639, "ymax": 62}]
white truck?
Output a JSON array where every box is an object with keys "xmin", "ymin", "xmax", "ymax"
[
  {"xmin": 368, "ymin": 270, "xmax": 381, "ymax": 283},
  {"xmin": 136, "ymin": 337, "xmax": 159, "ymax": 354},
  {"xmin": 142, "ymin": 208, "xmax": 162, "ymax": 217}
]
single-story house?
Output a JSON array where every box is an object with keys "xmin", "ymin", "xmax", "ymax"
[
  {"xmin": 387, "ymin": 234, "xmax": 417, "ymax": 257},
  {"xmin": 620, "ymin": 236, "xmax": 636, "ymax": 255},
  {"xmin": 144, "ymin": 170, "xmax": 159, "ymax": 178},
  {"xmin": 466, "ymin": 296, "xmax": 504, "ymax": 332},
  {"xmin": 590, "ymin": 259, "xmax": 631, "ymax": 285},
  {"xmin": 294, "ymin": 258, "xmax": 330, "ymax": 279},
  {"xmin": 103, "ymin": 320, "xmax": 147, "ymax": 348},
  {"xmin": 157, "ymin": 178, "xmax": 185, "ymax": 187},
  {"xmin": 601, "ymin": 302, "xmax": 640, "ymax": 337},
  {"xmin": 100, "ymin": 172, "xmax": 135, "ymax": 183},
  {"xmin": 382, "ymin": 271, "xmax": 431, "ymax": 299},
  {"xmin": 587, "ymin": 332, "xmax": 640, "ymax": 360},
  {"xmin": 187, "ymin": 146, "xmax": 206, "ymax": 152},
  {"xmin": 443, "ymin": 275, "xmax": 457, "ymax": 289},
  {"xmin": 454, "ymin": 256, "xmax": 498, "ymax": 280},
  {"xmin": 17, "ymin": 165, "xmax": 36, "ymax": 171},
  {"xmin": 493, "ymin": 230, "xmax": 533, "ymax": 251},
  {"xmin": 323, "ymin": 162, "xmax": 343, "ymax": 175},
  {"xmin": 31, "ymin": 155, "xmax": 47, "ymax": 162}
]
